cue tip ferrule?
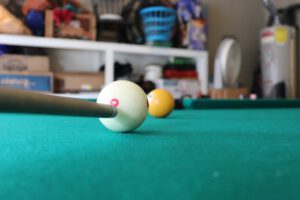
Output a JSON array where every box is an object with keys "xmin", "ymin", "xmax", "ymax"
[{"xmin": 111, "ymin": 107, "xmax": 118, "ymax": 118}]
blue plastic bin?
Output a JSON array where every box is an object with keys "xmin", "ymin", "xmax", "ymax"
[{"xmin": 140, "ymin": 6, "xmax": 176, "ymax": 42}]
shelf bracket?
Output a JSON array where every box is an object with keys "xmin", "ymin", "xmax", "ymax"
[
  {"xmin": 196, "ymin": 54, "xmax": 209, "ymax": 96},
  {"xmin": 105, "ymin": 50, "xmax": 114, "ymax": 85}
]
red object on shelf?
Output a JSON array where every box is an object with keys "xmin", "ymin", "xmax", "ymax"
[
  {"xmin": 53, "ymin": 8, "xmax": 75, "ymax": 26},
  {"xmin": 164, "ymin": 70, "xmax": 197, "ymax": 79}
]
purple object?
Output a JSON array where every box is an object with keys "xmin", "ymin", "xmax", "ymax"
[
  {"xmin": 177, "ymin": 0, "xmax": 207, "ymax": 50},
  {"xmin": 188, "ymin": 20, "xmax": 207, "ymax": 50},
  {"xmin": 177, "ymin": 0, "xmax": 205, "ymax": 22}
]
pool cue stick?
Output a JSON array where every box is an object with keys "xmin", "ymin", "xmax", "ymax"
[{"xmin": 0, "ymin": 87, "xmax": 117, "ymax": 118}]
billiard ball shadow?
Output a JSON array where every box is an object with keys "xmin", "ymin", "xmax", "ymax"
[{"xmin": 133, "ymin": 115, "xmax": 181, "ymax": 136}]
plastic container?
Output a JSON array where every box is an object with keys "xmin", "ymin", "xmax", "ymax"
[
  {"xmin": 140, "ymin": 6, "xmax": 176, "ymax": 42},
  {"xmin": 144, "ymin": 64, "xmax": 162, "ymax": 81}
]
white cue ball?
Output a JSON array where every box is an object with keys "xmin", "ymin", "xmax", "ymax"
[{"xmin": 97, "ymin": 80, "xmax": 148, "ymax": 132}]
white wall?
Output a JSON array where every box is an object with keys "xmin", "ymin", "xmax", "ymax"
[{"xmin": 203, "ymin": 0, "xmax": 266, "ymax": 87}]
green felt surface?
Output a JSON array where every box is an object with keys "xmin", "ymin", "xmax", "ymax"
[
  {"xmin": 1, "ymin": 109, "xmax": 300, "ymax": 200},
  {"xmin": 183, "ymin": 99, "xmax": 300, "ymax": 109}
]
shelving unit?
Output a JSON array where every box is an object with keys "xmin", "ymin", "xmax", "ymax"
[{"xmin": 0, "ymin": 34, "xmax": 209, "ymax": 95}]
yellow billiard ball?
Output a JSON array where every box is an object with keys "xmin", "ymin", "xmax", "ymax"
[{"xmin": 147, "ymin": 89, "xmax": 175, "ymax": 118}]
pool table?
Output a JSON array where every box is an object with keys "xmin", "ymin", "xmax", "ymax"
[{"xmin": 1, "ymin": 99, "xmax": 300, "ymax": 200}]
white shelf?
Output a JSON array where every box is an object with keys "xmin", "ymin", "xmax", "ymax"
[
  {"xmin": 0, "ymin": 34, "xmax": 209, "ymax": 95},
  {"xmin": 52, "ymin": 92, "xmax": 99, "ymax": 100}
]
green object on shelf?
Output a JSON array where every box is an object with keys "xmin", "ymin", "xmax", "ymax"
[{"xmin": 170, "ymin": 57, "xmax": 195, "ymax": 65}]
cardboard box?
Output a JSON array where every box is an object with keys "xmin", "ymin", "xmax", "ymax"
[
  {"xmin": 210, "ymin": 88, "xmax": 249, "ymax": 99},
  {"xmin": 45, "ymin": 10, "xmax": 96, "ymax": 40},
  {"xmin": 54, "ymin": 72, "xmax": 104, "ymax": 93},
  {"xmin": 0, "ymin": 72, "xmax": 53, "ymax": 92},
  {"xmin": 0, "ymin": 54, "xmax": 50, "ymax": 72},
  {"xmin": 154, "ymin": 79, "xmax": 201, "ymax": 99}
]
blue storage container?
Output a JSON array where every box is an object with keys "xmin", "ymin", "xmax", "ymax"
[{"xmin": 140, "ymin": 6, "xmax": 176, "ymax": 42}]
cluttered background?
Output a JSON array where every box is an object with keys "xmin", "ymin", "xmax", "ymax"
[{"xmin": 0, "ymin": 0, "xmax": 299, "ymax": 100}]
